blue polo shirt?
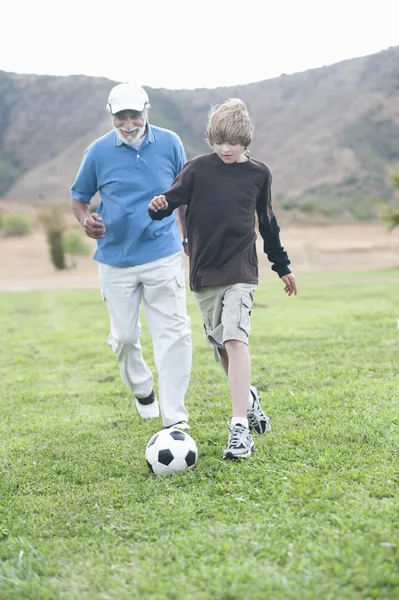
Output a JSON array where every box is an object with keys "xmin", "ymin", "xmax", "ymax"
[{"xmin": 70, "ymin": 124, "xmax": 184, "ymax": 267}]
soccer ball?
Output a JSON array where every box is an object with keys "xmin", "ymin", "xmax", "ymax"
[{"xmin": 145, "ymin": 428, "xmax": 198, "ymax": 476}]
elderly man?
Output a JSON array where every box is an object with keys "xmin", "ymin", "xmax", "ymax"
[{"xmin": 71, "ymin": 82, "xmax": 192, "ymax": 430}]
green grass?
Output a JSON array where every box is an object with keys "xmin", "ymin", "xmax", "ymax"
[{"xmin": 1, "ymin": 269, "xmax": 399, "ymax": 600}]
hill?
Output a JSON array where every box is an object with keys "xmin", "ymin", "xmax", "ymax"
[{"xmin": 1, "ymin": 46, "xmax": 399, "ymax": 219}]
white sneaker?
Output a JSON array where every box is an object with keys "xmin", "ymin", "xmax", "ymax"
[
  {"xmin": 135, "ymin": 391, "xmax": 160, "ymax": 419},
  {"xmin": 223, "ymin": 422, "xmax": 254, "ymax": 459},
  {"xmin": 247, "ymin": 386, "xmax": 271, "ymax": 434}
]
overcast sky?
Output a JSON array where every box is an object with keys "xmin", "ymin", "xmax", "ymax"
[{"xmin": 1, "ymin": 0, "xmax": 398, "ymax": 90}]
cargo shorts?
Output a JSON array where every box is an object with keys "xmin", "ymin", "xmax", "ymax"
[{"xmin": 194, "ymin": 283, "xmax": 257, "ymax": 362}]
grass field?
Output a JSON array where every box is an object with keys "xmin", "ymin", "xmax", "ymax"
[{"xmin": 0, "ymin": 269, "xmax": 399, "ymax": 600}]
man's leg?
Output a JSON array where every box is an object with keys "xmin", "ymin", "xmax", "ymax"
[
  {"xmin": 98, "ymin": 263, "xmax": 155, "ymax": 406},
  {"xmin": 141, "ymin": 253, "xmax": 192, "ymax": 427}
]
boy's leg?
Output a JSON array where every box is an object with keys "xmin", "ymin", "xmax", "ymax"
[
  {"xmin": 222, "ymin": 285, "xmax": 272, "ymax": 456},
  {"xmin": 222, "ymin": 339, "xmax": 254, "ymax": 459},
  {"xmin": 219, "ymin": 346, "xmax": 254, "ymax": 407},
  {"xmin": 221, "ymin": 284, "xmax": 255, "ymax": 423},
  {"xmin": 218, "ymin": 347, "xmax": 229, "ymax": 375},
  {"xmin": 141, "ymin": 253, "xmax": 192, "ymax": 428},
  {"xmin": 219, "ymin": 347, "xmax": 271, "ymax": 434},
  {"xmin": 222, "ymin": 284, "xmax": 270, "ymax": 428},
  {"xmin": 223, "ymin": 340, "xmax": 251, "ymax": 419},
  {"xmin": 98, "ymin": 263, "xmax": 158, "ymax": 418},
  {"xmin": 195, "ymin": 283, "xmax": 268, "ymax": 456}
]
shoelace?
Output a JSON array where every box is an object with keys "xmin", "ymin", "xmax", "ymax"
[
  {"xmin": 247, "ymin": 412, "xmax": 258, "ymax": 427},
  {"xmin": 228, "ymin": 424, "xmax": 249, "ymax": 448}
]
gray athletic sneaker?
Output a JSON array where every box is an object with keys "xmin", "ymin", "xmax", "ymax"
[
  {"xmin": 223, "ymin": 422, "xmax": 255, "ymax": 459},
  {"xmin": 247, "ymin": 386, "xmax": 271, "ymax": 434}
]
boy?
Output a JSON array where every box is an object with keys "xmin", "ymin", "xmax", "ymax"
[{"xmin": 148, "ymin": 98, "xmax": 297, "ymax": 458}]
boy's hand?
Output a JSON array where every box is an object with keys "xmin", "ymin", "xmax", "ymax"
[
  {"xmin": 149, "ymin": 195, "xmax": 169, "ymax": 212},
  {"xmin": 281, "ymin": 273, "xmax": 297, "ymax": 296}
]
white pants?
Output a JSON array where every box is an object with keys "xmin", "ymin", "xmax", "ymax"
[{"xmin": 98, "ymin": 252, "xmax": 192, "ymax": 427}]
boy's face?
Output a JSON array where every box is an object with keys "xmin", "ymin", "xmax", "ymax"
[{"xmin": 213, "ymin": 142, "xmax": 246, "ymax": 164}]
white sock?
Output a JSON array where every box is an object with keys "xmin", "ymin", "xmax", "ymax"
[
  {"xmin": 247, "ymin": 390, "xmax": 254, "ymax": 410},
  {"xmin": 231, "ymin": 417, "xmax": 249, "ymax": 428}
]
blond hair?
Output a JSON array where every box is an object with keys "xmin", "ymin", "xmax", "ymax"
[{"xmin": 206, "ymin": 98, "xmax": 254, "ymax": 149}]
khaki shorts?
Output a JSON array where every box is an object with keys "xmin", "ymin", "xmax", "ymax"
[{"xmin": 194, "ymin": 283, "xmax": 257, "ymax": 361}]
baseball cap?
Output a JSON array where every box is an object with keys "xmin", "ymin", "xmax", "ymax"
[{"xmin": 107, "ymin": 83, "xmax": 149, "ymax": 114}]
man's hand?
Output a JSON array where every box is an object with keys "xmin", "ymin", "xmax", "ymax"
[
  {"xmin": 281, "ymin": 273, "xmax": 297, "ymax": 296},
  {"xmin": 83, "ymin": 213, "xmax": 106, "ymax": 239},
  {"xmin": 149, "ymin": 195, "xmax": 169, "ymax": 212}
]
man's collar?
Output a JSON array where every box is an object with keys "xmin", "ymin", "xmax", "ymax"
[{"xmin": 146, "ymin": 123, "xmax": 156, "ymax": 143}]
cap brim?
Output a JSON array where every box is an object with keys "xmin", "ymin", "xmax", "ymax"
[{"xmin": 110, "ymin": 102, "xmax": 147, "ymax": 114}]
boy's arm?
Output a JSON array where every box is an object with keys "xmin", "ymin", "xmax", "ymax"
[
  {"xmin": 175, "ymin": 141, "xmax": 189, "ymax": 241},
  {"xmin": 148, "ymin": 160, "xmax": 195, "ymax": 221},
  {"xmin": 256, "ymin": 171, "xmax": 292, "ymax": 277}
]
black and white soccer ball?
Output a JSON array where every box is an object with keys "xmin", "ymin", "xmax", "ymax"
[{"xmin": 145, "ymin": 428, "xmax": 198, "ymax": 476}]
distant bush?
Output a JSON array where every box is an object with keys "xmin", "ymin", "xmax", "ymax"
[
  {"xmin": 378, "ymin": 171, "xmax": 399, "ymax": 231},
  {"xmin": 2, "ymin": 213, "xmax": 33, "ymax": 236},
  {"xmin": 379, "ymin": 205, "xmax": 399, "ymax": 230},
  {"xmin": 281, "ymin": 198, "xmax": 298, "ymax": 211},
  {"xmin": 298, "ymin": 198, "xmax": 317, "ymax": 213},
  {"xmin": 64, "ymin": 227, "xmax": 91, "ymax": 266},
  {"xmin": 38, "ymin": 204, "xmax": 66, "ymax": 270}
]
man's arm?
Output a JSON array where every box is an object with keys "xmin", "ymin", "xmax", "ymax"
[
  {"xmin": 72, "ymin": 199, "xmax": 105, "ymax": 239},
  {"xmin": 71, "ymin": 149, "xmax": 105, "ymax": 239},
  {"xmin": 72, "ymin": 198, "xmax": 90, "ymax": 226}
]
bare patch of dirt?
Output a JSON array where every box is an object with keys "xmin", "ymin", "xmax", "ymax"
[{"xmin": 1, "ymin": 223, "xmax": 398, "ymax": 292}]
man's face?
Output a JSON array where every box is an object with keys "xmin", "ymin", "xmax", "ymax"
[
  {"xmin": 213, "ymin": 141, "xmax": 246, "ymax": 164},
  {"xmin": 112, "ymin": 109, "xmax": 147, "ymax": 144}
]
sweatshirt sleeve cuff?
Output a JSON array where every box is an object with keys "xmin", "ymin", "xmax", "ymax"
[
  {"xmin": 272, "ymin": 264, "xmax": 292, "ymax": 277},
  {"xmin": 148, "ymin": 208, "xmax": 165, "ymax": 221}
]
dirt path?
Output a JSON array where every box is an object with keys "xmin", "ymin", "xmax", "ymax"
[{"xmin": 1, "ymin": 224, "xmax": 398, "ymax": 292}]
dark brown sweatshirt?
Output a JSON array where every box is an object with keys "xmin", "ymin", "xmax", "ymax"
[{"xmin": 149, "ymin": 152, "xmax": 291, "ymax": 291}]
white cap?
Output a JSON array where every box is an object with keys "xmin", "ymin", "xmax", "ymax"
[{"xmin": 107, "ymin": 83, "xmax": 149, "ymax": 114}]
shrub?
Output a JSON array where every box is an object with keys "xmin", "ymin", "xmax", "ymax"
[
  {"xmin": 298, "ymin": 198, "xmax": 317, "ymax": 213},
  {"xmin": 64, "ymin": 227, "xmax": 91, "ymax": 264},
  {"xmin": 38, "ymin": 204, "xmax": 66, "ymax": 270},
  {"xmin": 2, "ymin": 213, "xmax": 33, "ymax": 236},
  {"xmin": 378, "ymin": 205, "xmax": 399, "ymax": 231},
  {"xmin": 378, "ymin": 171, "xmax": 399, "ymax": 231}
]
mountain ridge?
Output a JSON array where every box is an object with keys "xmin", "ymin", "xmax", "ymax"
[{"xmin": 1, "ymin": 46, "xmax": 398, "ymax": 219}]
